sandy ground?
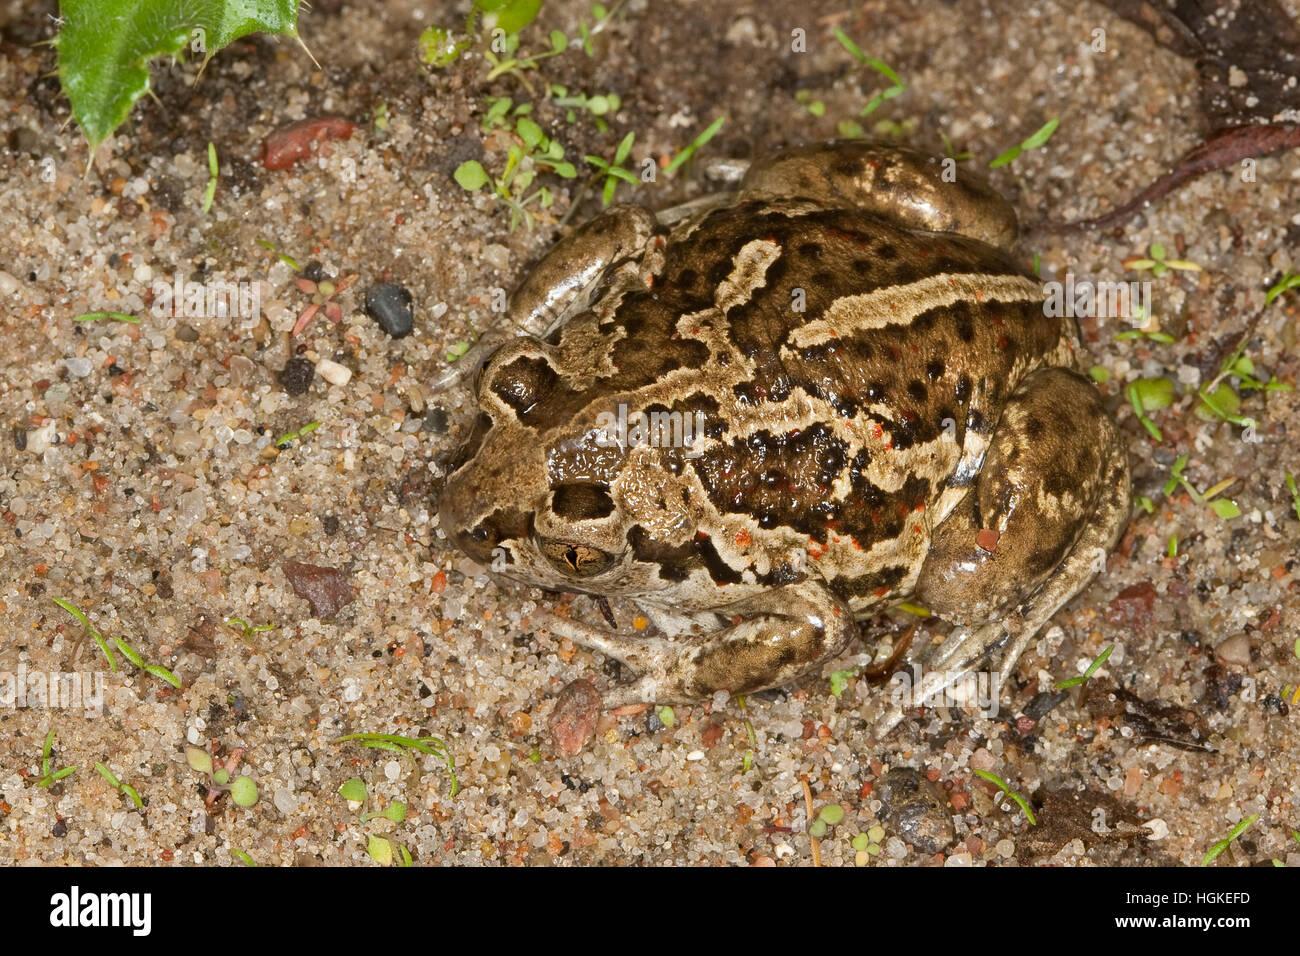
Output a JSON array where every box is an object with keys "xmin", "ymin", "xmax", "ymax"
[{"xmin": 0, "ymin": 0, "xmax": 1297, "ymax": 866}]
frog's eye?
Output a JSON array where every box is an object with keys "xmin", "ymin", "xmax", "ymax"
[{"xmin": 537, "ymin": 538, "xmax": 615, "ymax": 578}]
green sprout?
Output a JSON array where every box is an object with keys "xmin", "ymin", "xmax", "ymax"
[
  {"xmin": 1167, "ymin": 533, "xmax": 1178, "ymax": 558},
  {"xmin": 335, "ymin": 733, "xmax": 458, "ymax": 798},
  {"xmin": 808, "ymin": 803, "xmax": 845, "ymax": 838},
  {"xmin": 1201, "ymin": 814, "xmax": 1257, "ymax": 866},
  {"xmin": 255, "ymin": 238, "xmax": 301, "ymax": 272},
  {"xmin": 1134, "ymin": 495, "xmax": 1155, "ymax": 514},
  {"xmin": 201, "ymin": 142, "xmax": 218, "ymax": 214},
  {"xmin": 456, "ymin": 107, "xmax": 576, "ymax": 230},
  {"xmin": 833, "ymin": 29, "xmax": 904, "ymax": 118},
  {"xmin": 972, "ymin": 769, "xmax": 1037, "ymax": 825},
  {"xmin": 896, "ymin": 601, "xmax": 931, "ymax": 617},
  {"xmin": 940, "ymin": 131, "xmax": 973, "ymax": 162},
  {"xmin": 549, "ymin": 85, "xmax": 620, "ymax": 132},
  {"xmin": 1056, "ymin": 644, "xmax": 1114, "ymax": 690},
  {"xmin": 1161, "ymin": 457, "xmax": 1243, "ymax": 521},
  {"xmin": 736, "ymin": 694, "xmax": 757, "ymax": 773},
  {"xmin": 830, "ymin": 667, "xmax": 857, "ymax": 699},
  {"xmin": 586, "ymin": 131, "xmax": 639, "ymax": 206},
  {"xmin": 576, "ymin": 2, "xmax": 619, "ymax": 57},
  {"xmin": 275, "ymin": 421, "xmax": 320, "ymax": 448},
  {"xmin": 1286, "ymin": 472, "xmax": 1300, "ymax": 523},
  {"xmin": 1126, "ymin": 377, "xmax": 1175, "ymax": 441},
  {"xmin": 34, "ymin": 729, "xmax": 76, "ymax": 788},
  {"xmin": 367, "ymin": 835, "xmax": 393, "ymax": 865},
  {"xmin": 654, "ymin": 704, "xmax": 675, "ymax": 729},
  {"xmin": 795, "ymin": 90, "xmax": 826, "ymax": 117},
  {"xmin": 482, "ymin": 27, "xmax": 568, "ymax": 93},
  {"xmin": 52, "ymin": 598, "xmax": 116, "ymax": 672},
  {"xmin": 94, "ymin": 762, "xmax": 143, "ymax": 810},
  {"xmin": 418, "ymin": 25, "xmax": 470, "ymax": 68},
  {"xmin": 1123, "ymin": 243, "xmax": 1202, "ymax": 279},
  {"xmin": 1194, "ymin": 330, "xmax": 1291, "ymax": 428},
  {"xmin": 73, "ymin": 311, "xmax": 139, "ymax": 324},
  {"xmin": 1265, "ymin": 270, "xmax": 1300, "ymax": 306},
  {"xmin": 1115, "ymin": 303, "xmax": 1176, "ymax": 343},
  {"xmin": 445, "ymin": 341, "xmax": 471, "ymax": 363},
  {"xmin": 1089, "ymin": 365, "xmax": 1111, "ymax": 383},
  {"xmin": 339, "ymin": 777, "xmax": 367, "ymax": 802},
  {"xmin": 989, "ymin": 117, "xmax": 1059, "ymax": 168},
  {"xmin": 226, "ymin": 617, "xmax": 275, "ymax": 639},
  {"xmin": 853, "ymin": 824, "xmax": 887, "ymax": 859},
  {"xmin": 231, "ymin": 849, "xmax": 258, "ymax": 867},
  {"xmin": 187, "ymin": 746, "xmax": 257, "ymax": 807},
  {"xmin": 663, "ymin": 117, "xmax": 726, "ymax": 177}
]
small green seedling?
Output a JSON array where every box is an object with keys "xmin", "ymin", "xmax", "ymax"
[
  {"xmin": 989, "ymin": 118, "xmax": 1059, "ymax": 168},
  {"xmin": 445, "ymin": 341, "xmax": 472, "ymax": 363},
  {"xmin": 34, "ymin": 729, "xmax": 76, "ymax": 788},
  {"xmin": 833, "ymin": 29, "xmax": 904, "ymax": 118},
  {"xmin": 1201, "ymin": 814, "xmax": 1257, "ymax": 866},
  {"xmin": 1126, "ymin": 377, "xmax": 1175, "ymax": 441},
  {"xmin": 73, "ymin": 311, "xmax": 140, "ymax": 324},
  {"xmin": 1089, "ymin": 365, "xmax": 1111, "ymax": 383},
  {"xmin": 335, "ymin": 733, "xmax": 458, "ymax": 798},
  {"xmin": 795, "ymin": 90, "xmax": 826, "ymax": 117},
  {"xmin": 1122, "ymin": 243, "xmax": 1201, "ymax": 279},
  {"xmin": 255, "ymin": 238, "xmax": 301, "ymax": 272},
  {"xmin": 853, "ymin": 824, "xmax": 887, "ymax": 859},
  {"xmin": 830, "ymin": 667, "xmax": 857, "ymax": 699},
  {"xmin": 231, "ymin": 848, "xmax": 257, "ymax": 867},
  {"xmin": 418, "ymin": 25, "xmax": 470, "ymax": 68},
  {"xmin": 456, "ymin": 108, "xmax": 576, "ymax": 230},
  {"xmin": 187, "ymin": 746, "xmax": 257, "ymax": 806},
  {"xmin": 53, "ymin": 598, "xmax": 116, "ymax": 672},
  {"xmin": 94, "ymin": 762, "xmax": 143, "ymax": 810},
  {"xmin": 1265, "ymin": 270, "xmax": 1300, "ymax": 306},
  {"xmin": 576, "ymin": 3, "xmax": 618, "ymax": 57},
  {"xmin": 972, "ymin": 769, "xmax": 1037, "ymax": 825},
  {"xmin": 226, "ymin": 617, "xmax": 274, "ymax": 639},
  {"xmin": 1161, "ymin": 456, "xmax": 1243, "ymax": 521},
  {"xmin": 201, "ymin": 142, "xmax": 218, "ymax": 214},
  {"xmin": 654, "ymin": 704, "xmax": 675, "ymax": 728},
  {"xmin": 940, "ymin": 132, "xmax": 973, "ymax": 162},
  {"xmin": 808, "ymin": 803, "xmax": 845, "ymax": 838},
  {"xmin": 1134, "ymin": 495, "xmax": 1155, "ymax": 514},
  {"xmin": 275, "ymin": 421, "xmax": 320, "ymax": 448},
  {"xmin": 1286, "ymin": 472, "xmax": 1300, "ymax": 523},
  {"xmin": 736, "ymin": 694, "xmax": 757, "ymax": 773},
  {"xmin": 1056, "ymin": 644, "xmax": 1114, "ymax": 690},
  {"xmin": 585, "ymin": 131, "xmax": 639, "ymax": 206},
  {"xmin": 549, "ymin": 85, "xmax": 621, "ymax": 132},
  {"xmin": 663, "ymin": 117, "xmax": 726, "ymax": 177}
]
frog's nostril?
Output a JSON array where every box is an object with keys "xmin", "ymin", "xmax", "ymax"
[{"xmin": 550, "ymin": 482, "xmax": 615, "ymax": 520}]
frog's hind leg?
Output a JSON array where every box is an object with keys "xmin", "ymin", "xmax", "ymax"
[
  {"xmin": 873, "ymin": 366, "xmax": 1129, "ymax": 735},
  {"xmin": 540, "ymin": 582, "xmax": 857, "ymax": 707},
  {"xmin": 738, "ymin": 141, "xmax": 1018, "ymax": 247}
]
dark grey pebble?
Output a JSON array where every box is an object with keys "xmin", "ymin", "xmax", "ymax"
[
  {"xmin": 280, "ymin": 357, "xmax": 315, "ymax": 395},
  {"xmin": 364, "ymin": 282, "xmax": 415, "ymax": 338},
  {"xmin": 176, "ymin": 324, "xmax": 199, "ymax": 342},
  {"xmin": 423, "ymin": 406, "xmax": 448, "ymax": 433},
  {"xmin": 876, "ymin": 767, "xmax": 955, "ymax": 855}
]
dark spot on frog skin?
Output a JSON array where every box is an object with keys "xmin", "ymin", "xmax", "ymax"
[
  {"xmin": 876, "ymin": 242, "xmax": 898, "ymax": 260},
  {"xmin": 951, "ymin": 301, "xmax": 976, "ymax": 342},
  {"xmin": 954, "ymin": 374, "xmax": 972, "ymax": 403},
  {"xmin": 627, "ymin": 525, "xmax": 694, "ymax": 582},
  {"xmin": 926, "ymin": 359, "xmax": 945, "ymax": 380},
  {"xmin": 907, "ymin": 380, "xmax": 928, "ymax": 402},
  {"xmin": 798, "ymin": 242, "xmax": 823, "ymax": 259},
  {"xmin": 490, "ymin": 355, "xmax": 558, "ymax": 418},
  {"xmin": 551, "ymin": 483, "xmax": 615, "ymax": 520}
]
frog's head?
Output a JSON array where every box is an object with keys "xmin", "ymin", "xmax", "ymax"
[{"xmin": 438, "ymin": 336, "xmax": 690, "ymax": 598}]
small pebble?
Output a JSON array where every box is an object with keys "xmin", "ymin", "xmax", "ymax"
[
  {"xmin": 64, "ymin": 357, "xmax": 92, "ymax": 378},
  {"xmin": 316, "ymin": 357, "xmax": 352, "ymax": 387},
  {"xmin": 274, "ymin": 788, "xmax": 298, "ymax": 814},
  {"xmin": 423, "ymin": 406, "xmax": 448, "ymax": 433},
  {"xmin": 0, "ymin": 270, "xmax": 20, "ymax": 296},
  {"xmin": 364, "ymin": 282, "xmax": 415, "ymax": 338},
  {"xmin": 1215, "ymin": 634, "xmax": 1251, "ymax": 666},
  {"xmin": 176, "ymin": 324, "xmax": 199, "ymax": 342},
  {"xmin": 280, "ymin": 357, "xmax": 315, "ymax": 395}
]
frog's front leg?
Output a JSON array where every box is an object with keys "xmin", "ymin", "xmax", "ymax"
[
  {"xmin": 542, "ymin": 581, "xmax": 856, "ymax": 705},
  {"xmin": 873, "ymin": 367, "xmax": 1130, "ymax": 734},
  {"xmin": 431, "ymin": 203, "xmax": 660, "ymax": 391}
]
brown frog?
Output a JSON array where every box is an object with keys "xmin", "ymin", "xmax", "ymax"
[{"xmin": 437, "ymin": 141, "xmax": 1129, "ymax": 732}]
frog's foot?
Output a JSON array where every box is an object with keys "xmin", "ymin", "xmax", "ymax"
[
  {"xmin": 738, "ymin": 140, "xmax": 1018, "ymax": 247},
  {"xmin": 873, "ymin": 366, "xmax": 1130, "ymax": 736},
  {"xmin": 539, "ymin": 583, "xmax": 856, "ymax": 707}
]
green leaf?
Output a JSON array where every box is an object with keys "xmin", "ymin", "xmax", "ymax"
[
  {"xmin": 185, "ymin": 746, "xmax": 213, "ymax": 775},
  {"xmin": 613, "ymin": 130, "xmax": 635, "ymax": 164},
  {"xmin": 1209, "ymin": 499, "xmax": 1241, "ymax": 520},
  {"xmin": 367, "ymin": 834, "xmax": 393, "ymax": 865},
  {"xmin": 418, "ymin": 25, "xmax": 468, "ymax": 68},
  {"xmin": 454, "ymin": 160, "xmax": 490, "ymax": 191},
  {"xmin": 515, "ymin": 117, "xmax": 544, "ymax": 150},
  {"xmin": 339, "ymin": 776, "xmax": 367, "ymax": 802},
  {"xmin": 475, "ymin": 0, "xmax": 541, "ymax": 34},
  {"xmin": 55, "ymin": 0, "xmax": 302, "ymax": 151},
  {"xmin": 230, "ymin": 775, "xmax": 258, "ymax": 807},
  {"xmin": 819, "ymin": 804, "xmax": 845, "ymax": 825}
]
